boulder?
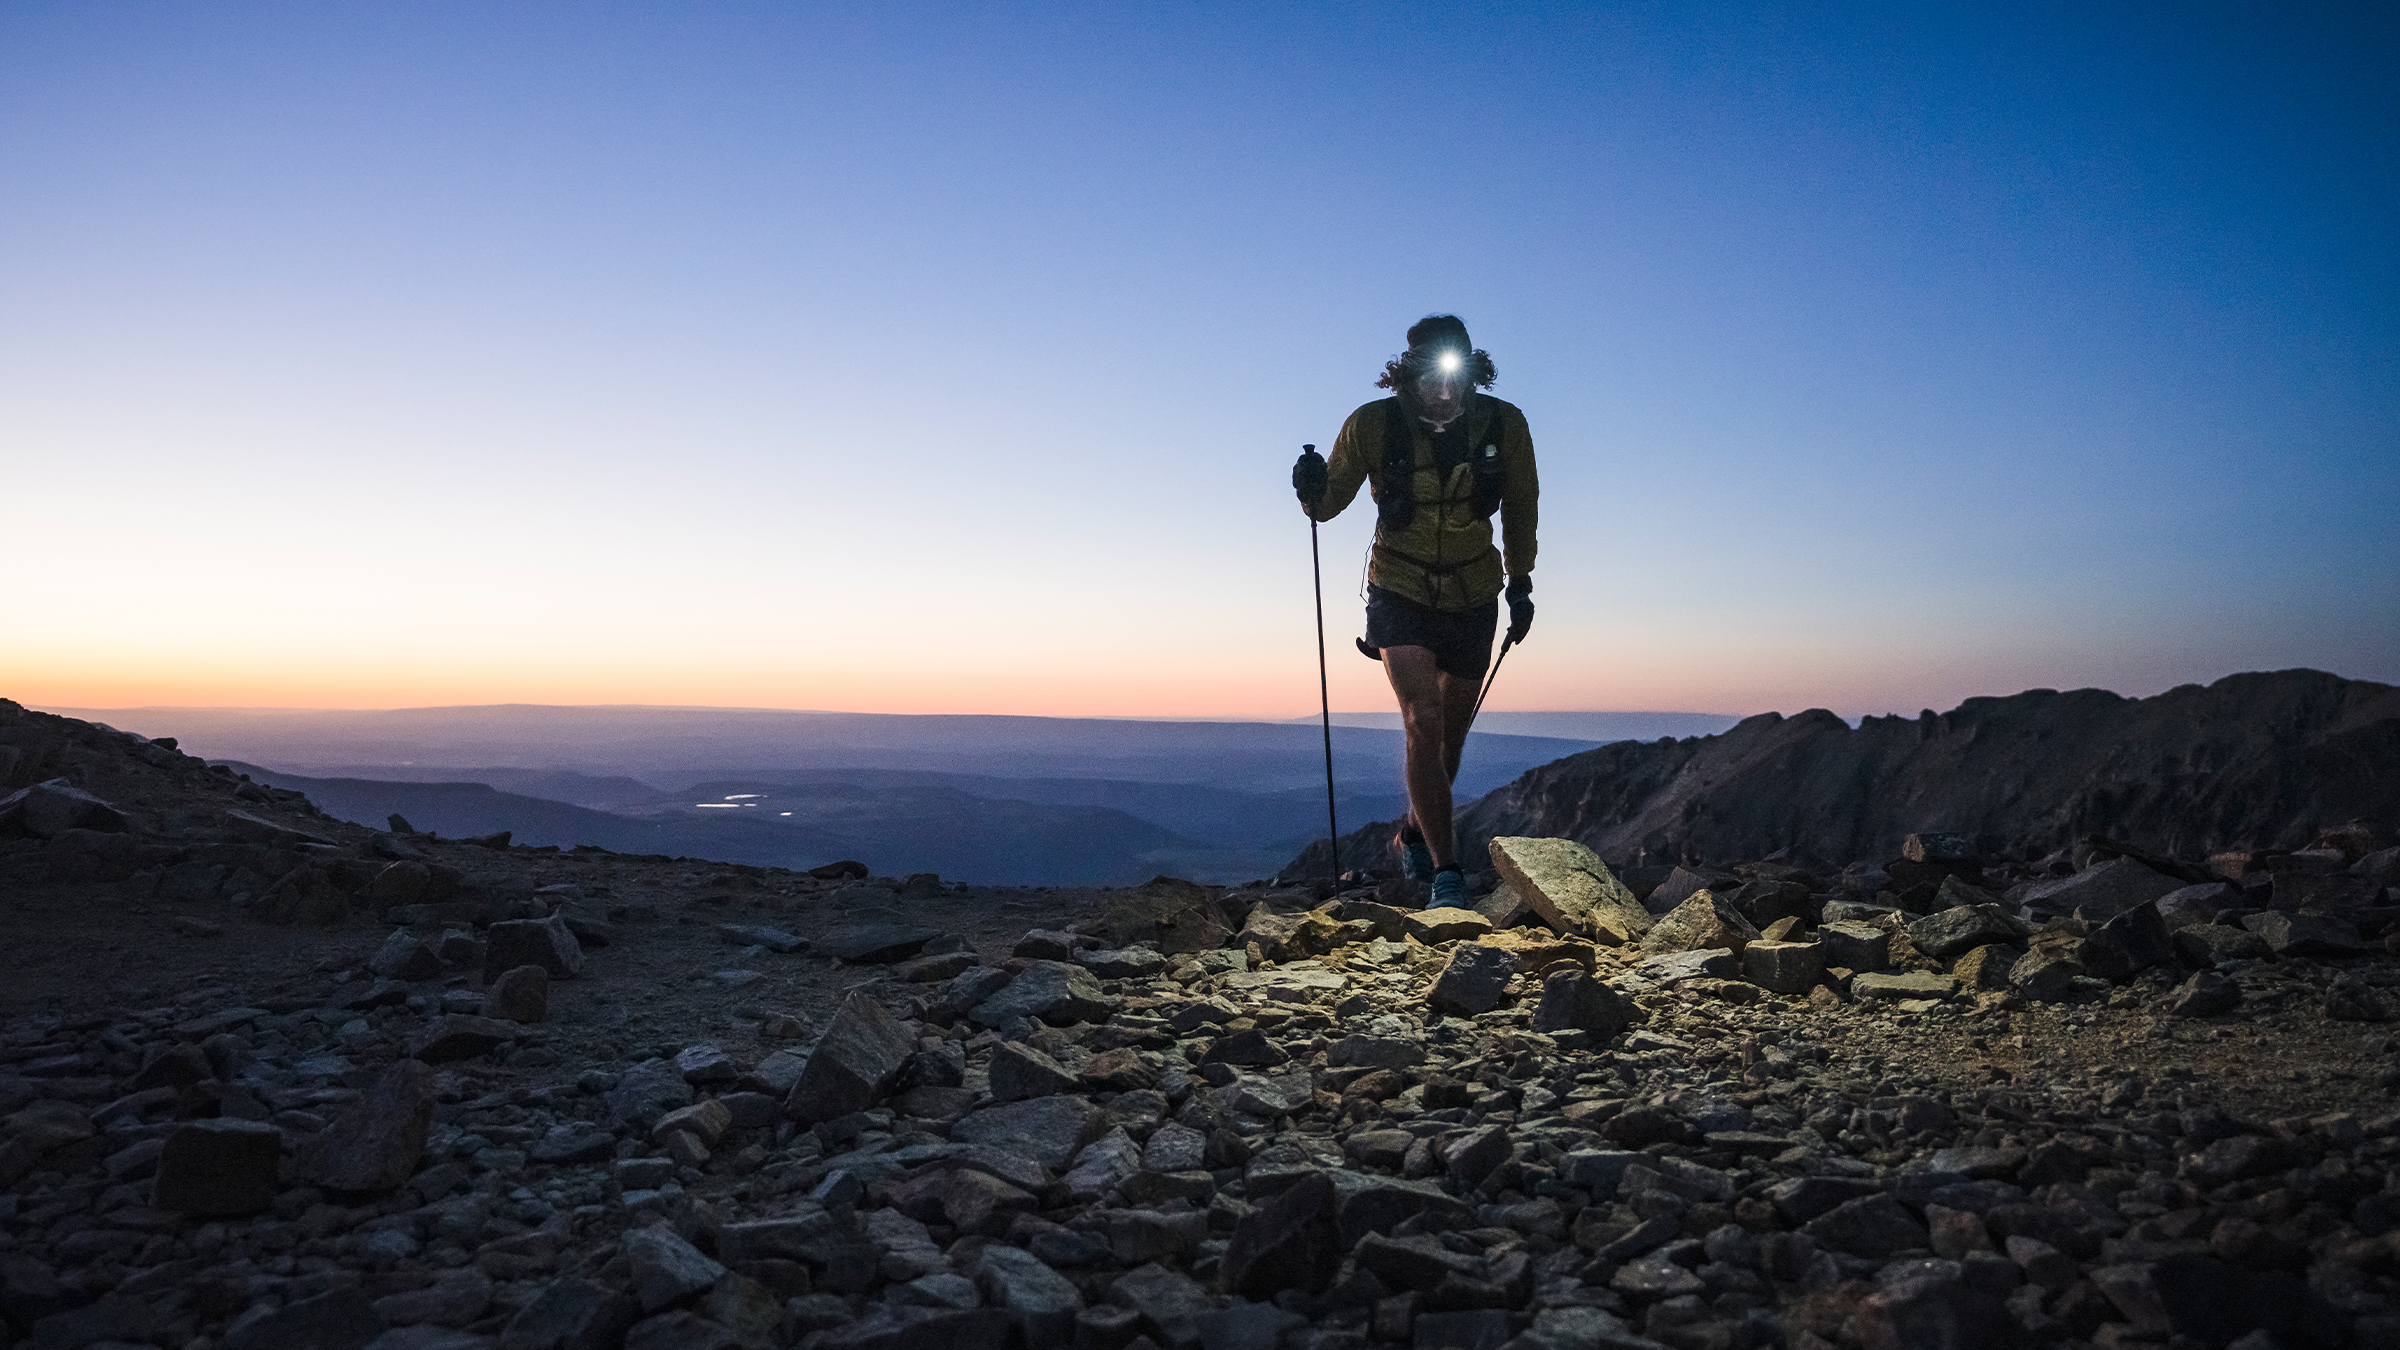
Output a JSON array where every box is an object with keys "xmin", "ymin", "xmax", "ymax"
[
  {"xmin": 409, "ymin": 1015, "xmax": 517, "ymax": 1064},
  {"xmin": 1220, "ymin": 1171, "xmax": 1342, "ymax": 1299},
  {"xmin": 1327, "ymin": 1034, "xmax": 1425, "ymax": 1069},
  {"xmin": 1399, "ymin": 908, "xmax": 1494, "ymax": 945},
  {"xmin": 2081, "ymin": 901, "xmax": 2172, "ymax": 981},
  {"xmin": 1080, "ymin": 1047, "xmax": 1153, "ymax": 1092},
  {"xmin": 1240, "ymin": 906, "xmax": 1342, "ymax": 962},
  {"xmin": 784, "ymin": 991, "xmax": 916, "ymax": 1123},
  {"xmin": 970, "ymin": 1244, "xmax": 1083, "ymax": 1349},
  {"xmin": 820, "ymin": 924, "xmax": 941, "ymax": 964},
  {"xmin": 1636, "ymin": 948, "xmax": 1739, "ymax": 984},
  {"xmin": 1064, "ymin": 1130, "xmax": 1142, "ymax": 1203},
  {"xmin": 934, "ymin": 967, "xmax": 1014, "ymax": 1022},
  {"xmin": 623, "ymin": 1225, "xmax": 724, "ymax": 1313},
  {"xmin": 1528, "ymin": 968, "xmax": 1641, "ymax": 1035},
  {"xmin": 1201, "ymin": 1027, "xmax": 1290, "ymax": 1068},
  {"xmin": 154, "ymin": 1119, "xmax": 281, "ymax": 1216},
  {"xmin": 1931, "ymin": 875, "xmax": 2004, "ymax": 911},
  {"xmin": 1641, "ymin": 888, "xmax": 1761, "ymax": 956},
  {"xmin": 653, "ymin": 1100, "xmax": 733, "ymax": 1149},
  {"xmin": 1221, "ymin": 1069, "xmax": 1315, "ymax": 1118},
  {"xmin": 1802, "ymin": 1194, "xmax": 1930, "ymax": 1259},
  {"xmin": 1428, "ymin": 943, "xmax": 1518, "ymax": 1016},
  {"xmin": 1817, "ymin": 921, "xmax": 1890, "ymax": 972},
  {"xmin": 481, "ymin": 914, "xmax": 583, "ymax": 982},
  {"xmin": 1740, "ymin": 939, "xmax": 1824, "ymax": 994},
  {"xmin": 968, "ymin": 962, "xmax": 1117, "ymax": 1027},
  {"xmin": 1475, "ymin": 882, "xmax": 1534, "ymax": 928},
  {"xmin": 1851, "ymin": 972, "xmax": 1956, "ymax": 1002},
  {"xmin": 0, "ymin": 779, "xmax": 129, "ymax": 837},
  {"xmin": 295, "ymin": 1060, "xmax": 436, "ymax": 1193},
  {"xmin": 988, "ymin": 1042, "xmax": 1081, "ymax": 1102},
  {"xmin": 371, "ymin": 930, "xmax": 446, "ymax": 982},
  {"xmin": 2156, "ymin": 881, "xmax": 2241, "ymax": 929},
  {"xmin": 1951, "ymin": 944, "xmax": 2022, "ymax": 991},
  {"xmin": 1644, "ymin": 864, "xmax": 1737, "ymax": 916},
  {"xmin": 487, "ymin": 965, "xmax": 551, "ymax": 1023},
  {"xmin": 605, "ymin": 1060, "xmax": 695, "ymax": 1132},
  {"xmin": 949, "ymin": 1096, "xmax": 1107, "ymax": 1170},
  {"xmin": 1487, "ymin": 837, "xmax": 1654, "ymax": 944},
  {"xmin": 2252, "ymin": 911, "xmax": 2367, "ymax": 958},
  {"xmin": 1906, "ymin": 904, "xmax": 2025, "ymax": 961},
  {"xmin": 1335, "ymin": 898, "xmax": 1410, "ymax": 939},
  {"xmin": 2011, "ymin": 938, "xmax": 2088, "ymax": 1001},
  {"xmin": 2021, "ymin": 857, "xmax": 2184, "ymax": 921},
  {"xmin": 1077, "ymin": 947, "xmax": 1166, "ymax": 979}
]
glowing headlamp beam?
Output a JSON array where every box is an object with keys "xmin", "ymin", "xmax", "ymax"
[{"xmin": 1436, "ymin": 350, "xmax": 1463, "ymax": 374}]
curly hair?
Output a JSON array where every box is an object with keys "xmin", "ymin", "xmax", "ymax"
[
  {"xmin": 1376, "ymin": 347, "xmax": 1498, "ymax": 393},
  {"xmin": 1376, "ymin": 313, "xmax": 1497, "ymax": 394}
]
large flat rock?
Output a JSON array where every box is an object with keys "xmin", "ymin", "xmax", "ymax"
[{"xmin": 1487, "ymin": 837, "xmax": 1653, "ymax": 944}]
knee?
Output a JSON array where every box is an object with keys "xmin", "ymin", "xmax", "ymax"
[{"xmin": 1400, "ymin": 703, "xmax": 1447, "ymax": 743}]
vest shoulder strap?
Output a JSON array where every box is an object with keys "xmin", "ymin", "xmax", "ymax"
[
  {"xmin": 1379, "ymin": 396, "xmax": 1510, "ymax": 529},
  {"xmin": 1470, "ymin": 402, "xmax": 1509, "ymax": 519},
  {"xmin": 1376, "ymin": 397, "xmax": 1416, "ymax": 531}
]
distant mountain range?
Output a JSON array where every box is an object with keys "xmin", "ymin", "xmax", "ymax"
[
  {"xmin": 216, "ymin": 763, "xmax": 1206, "ymax": 885},
  {"xmin": 1287, "ymin": 669, "xmax": 2400, "ymax": 877},
  {"xmin": 57, "ymin": 704, "xmax": 1601, "ymax": 792},
  {"xmin": 1302, "ymin": 711, "xmax": 1739, "ymax": 741},
  {"xmin": 49, "ymin": 703, "xmax": 1638, "ymax": 884}
]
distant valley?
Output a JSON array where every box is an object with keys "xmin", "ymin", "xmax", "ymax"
[{"xmin": 45, "ymin": 704, "xmax": 1659, "ymax": 884}]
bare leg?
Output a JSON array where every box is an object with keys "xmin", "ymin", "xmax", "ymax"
[{"xmin": 1382, "ymin": 646, "xmax": 1483, "ymax": 870}]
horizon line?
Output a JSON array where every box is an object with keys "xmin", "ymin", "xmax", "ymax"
[{"xmin": 26, "ymin": 700, "xmax": 1741, "ymax": 721}]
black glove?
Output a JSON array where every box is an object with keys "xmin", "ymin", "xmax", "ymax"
[
  {"xmin": 1505, "ymin": 574, "xmax": 1534, "ymax": 643},
  {"xmin": 1292, "ymin": 445, "xmax": 1327, "ymax": 508}
]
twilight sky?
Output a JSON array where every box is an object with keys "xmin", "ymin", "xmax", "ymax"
[{"xmin": 5, "ymin": 2, "xmax": 2394, "ymax": 721}]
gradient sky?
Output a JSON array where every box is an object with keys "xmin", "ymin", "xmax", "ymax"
[{"xmin": 5, "ymin": 2, "xmax": 2394, "ymax": 721}]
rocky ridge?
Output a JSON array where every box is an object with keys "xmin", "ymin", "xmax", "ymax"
[
  {"xmin": 1292, "ymin": 670, "xmax": 2400, "ymax": 881},
  {"xmin": 4, "ymin": 699, "xmax": 2400, "ymax": 1350}
]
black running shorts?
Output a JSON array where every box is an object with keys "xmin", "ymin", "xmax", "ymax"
[{"xmin": 1365, "ymin": 584, "xmax": 1499, "ymax": 680}]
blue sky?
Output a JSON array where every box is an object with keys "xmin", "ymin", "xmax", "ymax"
[{"xmin": 4, "ymin": 1, "xmax": 2392, "ymax": 719}]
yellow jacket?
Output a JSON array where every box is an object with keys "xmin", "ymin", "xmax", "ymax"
[{"xmin": 1308, "ymin": 394, "xmax": 1538, "ymax": 611}]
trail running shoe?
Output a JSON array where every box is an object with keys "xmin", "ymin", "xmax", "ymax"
[
  {"xmin": 1429, "ymin": 867, "xmax": 1468, "ymax": 909},
  {"xmin": 1398, "ymin": 824, "xmax": 1435, "ymax": 881}
]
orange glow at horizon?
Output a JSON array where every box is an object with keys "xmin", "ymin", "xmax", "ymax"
[{"xmin": 5, "ymin": 631, "xmax": 2267, "ymax": 725}]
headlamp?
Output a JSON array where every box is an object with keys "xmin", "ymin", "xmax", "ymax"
[{"xmin": 1436, "ymin": 350, "xmax": 1463, "ymax": 374}]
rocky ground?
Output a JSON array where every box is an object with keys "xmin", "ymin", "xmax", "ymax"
[{"xmin": 4, "ymin": 697, "xmax": 2400, "ymax": 1350}]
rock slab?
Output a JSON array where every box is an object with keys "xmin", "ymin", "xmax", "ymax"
[
  {"xmin": 1487, "ymin": 837, "xmax": 1654, "ymax": 944},
  {"xmin": 482, "ymin": 914, "xmax": 583, "ymax": 982},
  {"xmin": 296, "ymin": 1059, "xmax": 436, "ymax": 1193},
  {"xmin": 784, "ymin": 990, "xmax": 916, "ymax": 1123},
  {"xmin": 155, "ymin": 1119, "xmax": 282, "ymax": 1216}
]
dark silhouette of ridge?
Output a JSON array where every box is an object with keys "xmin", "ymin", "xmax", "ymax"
[{"xmin": 1287, "ymin": 669, "xmax": 2400, "ymax": 875}]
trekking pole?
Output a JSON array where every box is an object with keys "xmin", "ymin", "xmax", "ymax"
[
  {"xmin": 1469, "ymin": 634, "xmax": 1517, "ymax": 730},
  {"xmin": 1302, "ymin": 445, "xmax": 1341, "ymax": 887}
]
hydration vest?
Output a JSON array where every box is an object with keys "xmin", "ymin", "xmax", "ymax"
[{"xmin": 1375, "ymin": 396, "xmax": 1507, "ymax": 534}]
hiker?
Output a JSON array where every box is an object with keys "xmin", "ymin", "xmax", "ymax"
[{"xmin": 1292, "ymin": 314, "xmax": 1538, "ymax": 908}]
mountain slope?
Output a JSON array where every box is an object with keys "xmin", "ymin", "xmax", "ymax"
[{"xmin": 1290, "ymin": 669, "xmax": 2400, "ymax": 874}]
